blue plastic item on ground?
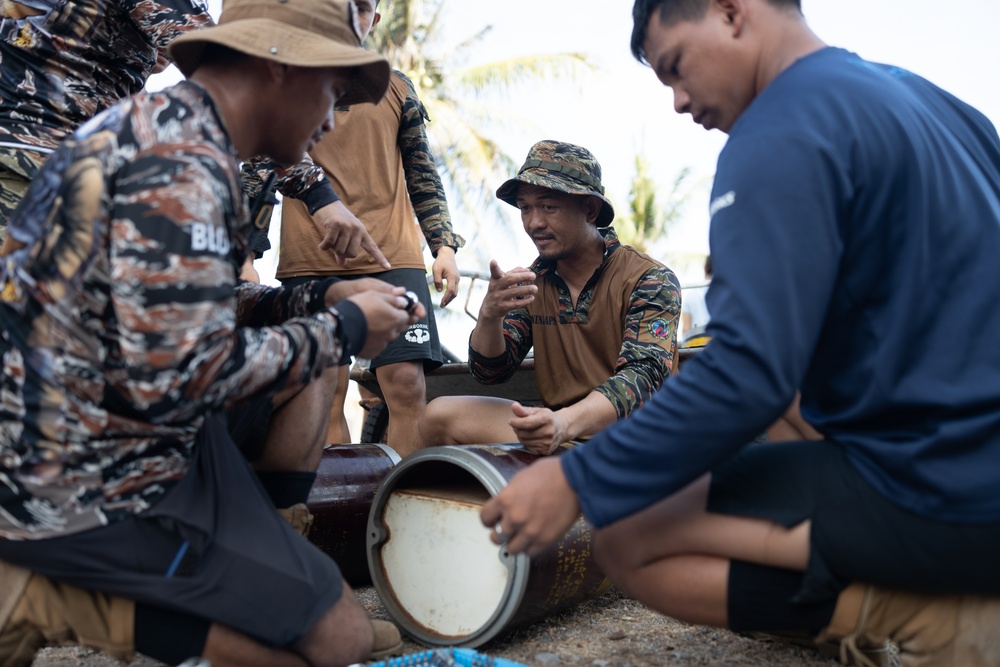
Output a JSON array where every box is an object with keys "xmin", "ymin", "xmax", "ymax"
[{"xmin": 364, "ymin": 647, "xmax": 530, "ymax": 667}]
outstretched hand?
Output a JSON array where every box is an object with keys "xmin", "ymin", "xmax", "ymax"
[
  {"xmin": 480, "ymin": 457, "xmax": 581, "ymax": 557},
  {"xmin": 479, "ymin": 259, "xmax": 537, "ymax": 321}
]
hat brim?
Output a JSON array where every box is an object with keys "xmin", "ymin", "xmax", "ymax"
[
  {"xmin": 168, "ymin": 20, "xmax": 390, "ymax": 107},
  {"xmin": 496, "ymin": 169, "xmax": 615, "ymax": 227}
]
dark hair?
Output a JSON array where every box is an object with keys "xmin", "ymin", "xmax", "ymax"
[
  {"xmin": 704, "ymin": 254, "xmax": 713, "ymax": 277},
  {"xmin": 630, "ymin": 0, "xmax": 802, "ymax": 64}
]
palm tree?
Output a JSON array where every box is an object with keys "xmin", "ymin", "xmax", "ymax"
[
  {"xmin": 616, "ymin": 156, "xmax": 700, "ymax": 254},
  {"xmin": 371, "ymin": 0, "xmax": 594, "ymax": 268}
]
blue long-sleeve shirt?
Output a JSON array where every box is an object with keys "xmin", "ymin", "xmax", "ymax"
[{"xmin": 563, "ymin": 48, "xmax": 1000, "ymax": 528}]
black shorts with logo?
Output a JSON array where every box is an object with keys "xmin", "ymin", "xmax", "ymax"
[{"xmin": 282, "ymin": 268, "xmax": 444, "ymax": 371}]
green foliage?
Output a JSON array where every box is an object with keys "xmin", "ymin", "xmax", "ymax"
[{"xmin": 616, "ymin": 157, "xmax": 699, "ymax": 253}]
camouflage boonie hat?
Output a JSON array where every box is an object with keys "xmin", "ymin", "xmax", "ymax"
[{"xmin": 496, "ymin": 140, "xmax": 615, "ymax": 227}]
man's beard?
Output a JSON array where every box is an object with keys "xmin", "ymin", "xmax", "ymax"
[{"xmin": 536, "ymin": 245, "xmax": 567, "ymax": 262}]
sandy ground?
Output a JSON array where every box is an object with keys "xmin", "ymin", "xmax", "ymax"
[{"xmin": 32, "ymin": 585, "xmax": 850, "ymax": 667}]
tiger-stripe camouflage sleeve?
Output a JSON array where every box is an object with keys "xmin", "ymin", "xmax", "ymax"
[
  {"xmin": 468, "ymin": 307, "xmax": 534, "ymax": 385},
  {"xmin": 234, "ymin": 278, "xmax": 337, "ymax": 327},
  {"xmin": 396, "ymin": 74, "xmax": 465, "ymax": 257},
  {"xmin": 125, "ymin": 0, "xmax": 213, "ymax": 54},
  {"xmin": 0, "ymin": 0, "xmax": 212, "ymax": 162},
  {"xmin": 109, "ymin": 129, "xmax": 344, "ymax": 422},
  {"xmin": 594, "ymin": 266, "xmax": 681, "ymax": 419},
  {"xmin": 242, "ymin": 154, "xmax": 340, "ymax": 216}
]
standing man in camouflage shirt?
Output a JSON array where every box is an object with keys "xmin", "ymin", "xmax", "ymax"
[
  {"xmin": 273, "ymin": 0, "xmax": 465, "ymax": 455},
  {"xmin": 420, "ymin": 141, "xmax": 681, "ymax": 455},
  {"xmin": 0, "ymin": 0, "xmax": 416, "ymax": 664}
]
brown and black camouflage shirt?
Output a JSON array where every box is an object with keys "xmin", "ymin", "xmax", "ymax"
[
  {"xmin": 469, "ymin": 227, "xmax": 681, "ymax": 419},
  {"xmin": 0, "ymin": 0, "xmax": 211, "ymax": 156},
  {"xmin": 0, "ymin": 82, "xmax": 352, "ymax": 540}
]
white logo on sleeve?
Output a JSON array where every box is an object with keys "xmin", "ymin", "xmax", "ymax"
[
  {"xmin": 190, "ymin": 223, "xmax": 231, "ymax": 255},
  {"xmin": 709, "ymin": 190, "xmax": 736, "ymax": 219}
]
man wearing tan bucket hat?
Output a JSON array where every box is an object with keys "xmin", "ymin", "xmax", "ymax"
[
  {"xmin": 420, "ymin": 140, "xmax": 681, "ymax": 455},
  {"xmin": 0, "ymin": 0, "xmax": 415, "ymax": 664}
]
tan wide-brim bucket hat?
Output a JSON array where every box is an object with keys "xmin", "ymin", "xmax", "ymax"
[
  {"xmin": 168, "ymin": 0, "xmax": 390, "ymax": 107},
  {"xmin": 496, "ymin": 140, "xmax": 615, "ymax": 227}
]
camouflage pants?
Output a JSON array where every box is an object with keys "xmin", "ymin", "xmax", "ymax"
[{"xmin": 0, "ymin": 148, "xmax": 48, "ymax": 242}]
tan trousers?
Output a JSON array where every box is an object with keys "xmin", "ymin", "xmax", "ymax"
[{"xmin": 0, "ymin": 561, "xmax": 134, "ymax": 667}]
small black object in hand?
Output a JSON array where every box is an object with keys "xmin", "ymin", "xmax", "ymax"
[{"xmin": 403, "ymin": 291, "xmax": 419, "ymax": 313}]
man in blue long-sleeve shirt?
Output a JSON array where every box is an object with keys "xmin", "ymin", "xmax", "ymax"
[{"xmin": 482, "ymin": 0, "xmax": 1000, "ymax": 664}]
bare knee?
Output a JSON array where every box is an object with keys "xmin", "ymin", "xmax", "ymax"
[
  {"xmin": 256, "ymin": 366, "xmax": 341, "ymax": 471},
  {"xmin": 375, "ymin": 362, "xmax": 424, "ymax": 399},
  {"xmin": 594, "ymin": 524, "xmax": 642, "ymax": 593},
  {"xmin": 273, "ymin": 365, "xmax": 339, "ymax": 408},
  {"xmin": 296, "ymin": 587, "xmax": 372, "ymax": 667},
  {"xmin": 593, "ymin": 517, "xmax": 688, "ymax": 598},
  {"xmin": 419, "ymin": 396, "xmax": 460, "ymax": 446}
]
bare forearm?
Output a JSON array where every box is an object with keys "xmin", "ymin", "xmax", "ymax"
[
  {"xmin": 556, "ymin": 391, "xmax": 618, "ymax": 442},
  {"xmin": 470, "ymin": 316, "xmax": 508, "ymax": 358}
]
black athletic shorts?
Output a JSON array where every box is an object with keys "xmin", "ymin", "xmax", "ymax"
[
  {"xmin": 0, "ymin": 414, "xmax": 343, "ymax": 648},
  {"xmin": 708, "ymin": 440, "xmax": 1000, "ymax": 603},
  {"xmin": 282, "ymin": 269, "xmax": 444, "ymax": 371},
  {"xmin": 228, "ymin": 391, "xmax": 275, "ymax": 462}
]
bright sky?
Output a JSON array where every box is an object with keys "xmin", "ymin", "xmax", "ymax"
[
  {"xmin": 148, "ymin": 0, "xmax": 1000, "ymax": 285},
  {"xmin": 144, "ymin": 0, "xmax": 1000, "ymax": 425},
  {"xmin": 438, "ymin": 0, "xmax": 1000, "ymax": 278}
]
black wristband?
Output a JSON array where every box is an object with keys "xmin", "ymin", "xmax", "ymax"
[
  {"xmin": 300, "ymin": 180, "xmax": 341, "ymax": 215},
  {"xmin": 308, "ymin": 277, "xmax": 341, "ymax": 311}
]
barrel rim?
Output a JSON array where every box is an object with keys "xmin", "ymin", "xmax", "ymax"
[{"xmin": 366, "ymin": 445, "xmax": 531, "ymax": 647}]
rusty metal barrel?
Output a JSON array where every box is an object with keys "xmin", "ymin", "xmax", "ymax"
[
  {"xmin": 307, "ymin": 443, "xmax": 400, "ymax": 586},
  {"xmin": 366, "ymin": 444, "xmax": 610, "ymax": 648}
]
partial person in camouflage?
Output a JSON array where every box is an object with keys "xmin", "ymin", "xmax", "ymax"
[
  {"xmin": 250, "ymin": 0, "xmax": 465, "ymax": 455},
  {"xmin": 0, "ymin": 0, "xmax": 388, "ymax": 279},
  {"xmin": 0, "ymin": 0, "xmax": 414, "ymax": 664},
  {"xmin": 0, "ymin": 0, "xmax": 213, "ymax": 239},
  {"xmin": 419, "ymin": 140, "xmax": 681, "ymax": 456}
]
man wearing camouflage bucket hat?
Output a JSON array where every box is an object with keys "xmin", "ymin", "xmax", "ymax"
[
  {"xmin": 420, "ymin": 140, "xmax": 682, "ymax": 456},
  {"xmin": 0, "ymin": 0, "xmax": 417, "ymax": 664},
  {"xmin": 495, "ymin": 141, "xmax": 617, "ymax": 228}
]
